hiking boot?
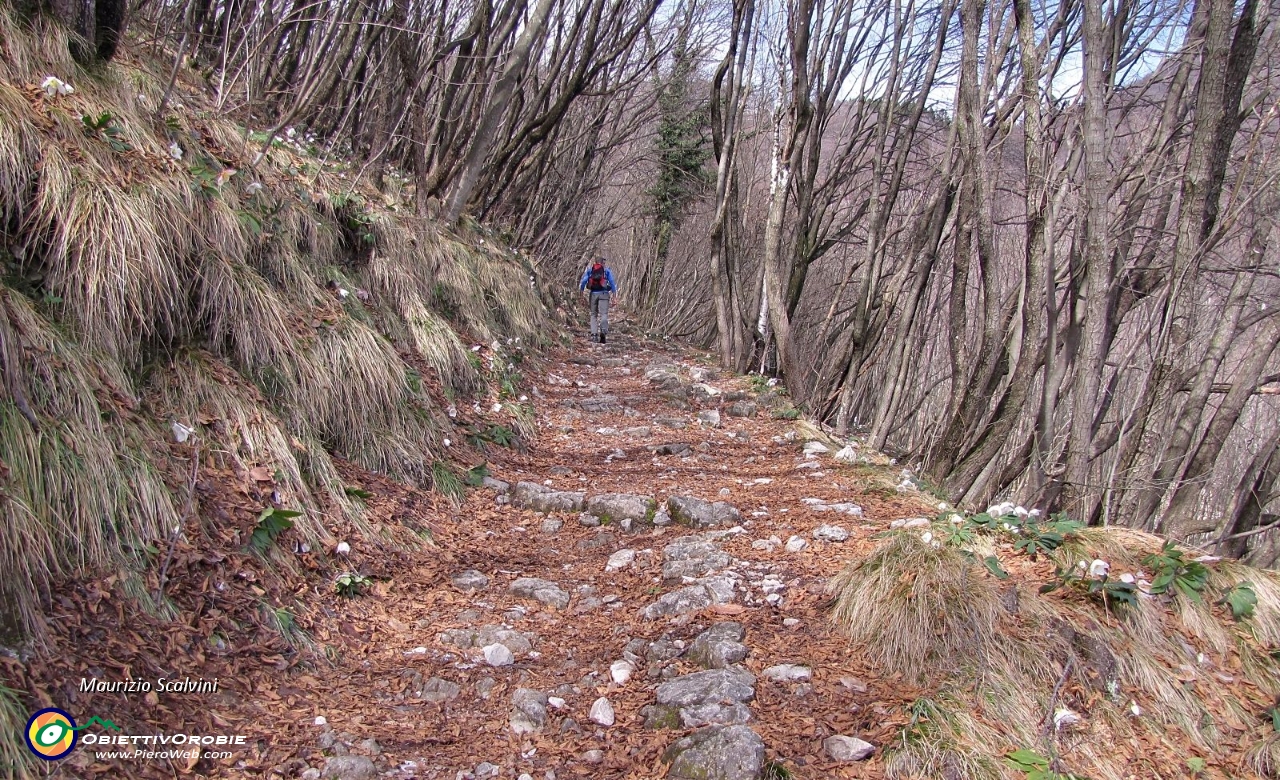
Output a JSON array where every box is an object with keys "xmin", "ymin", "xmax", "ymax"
[{"xmin": 600, "ymin": 333, "xmax": 607, "ymax": 344}]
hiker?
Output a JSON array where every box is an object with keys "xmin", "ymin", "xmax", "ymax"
[{"xmin": 579, "ymin": 257, "xmax": 617, "ymax": 343}]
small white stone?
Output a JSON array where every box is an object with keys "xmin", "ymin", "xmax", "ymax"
[
  {"xmin": 785, "ymin": 535, "xmax": 807, "ymax": 552},
  {"xmin": 314, "ymin": 715, "xmax": 327, "ymax": 726},
  {"xmin": 610, "ymin": 660, "xmax": 634, "ymax": 684},
  {"xmin": 1053, "ymin": 707, "xmax": 1082, "ymax": 730},
  {"xmin": 483, "ymin": 643, "xmax": 514, "ymax": 667},
  {"xmin": 547, "ymin": 697, "xmax": 566, "ymax": 709},
  {"xmin": 763, "ymin": 664, "xmax": 812, "ymax": 682},
  {"xmin": 605, "ymin": 549, "xmax": 636, "ymax": 572},
  {"xmin": 782, "ymin": 618, "xmax": 800, "ymax": 627},
  {"xmin": 824, "ymin": 735, "xmax": 874, "ymax": 762},
  {"xmin": 335, "ymin": 541, "xmax": 351, "ymax": 555},
  {"xmin": 171, "ymin": 421, "xmax": 194, "ymax": 443},
  {"xmin": 589, "ymin": 697, "xmax": 615, "ymax": 726}
]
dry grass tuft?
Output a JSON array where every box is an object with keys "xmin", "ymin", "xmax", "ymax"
[
  {"xmin": 828, "ymin": 533, "xmax": 1004, "ymax": 682},
  {"xmin": 0, "ymin": 8, "xmax": 550, "ymax": 639},
  {"xmin": 0, "ymin": 289, "xmax": 173, "ymax": 631},
  {"xmin": 835, "ymin": 524, "xmax": 1280, "ymax": 778},
  {"xmin": 0, "ymin": 679, "xmax": 34, "ymax": 780},
  {"xmin": 146, "ymin": 353, "xmax": 342, "ymax": 544},
  {"xmin": 883, "ymin": 696, "xmax": 1005, "ymax": 780},
  {"xmin": 1249, "ymin": 732, "xmax": 1280, "ymax": 778}
]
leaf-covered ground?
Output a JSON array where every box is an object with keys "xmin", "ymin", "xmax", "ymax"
[{"xmin": 7, "ymin": 317, "xmax": 1272, "ymax": 779}]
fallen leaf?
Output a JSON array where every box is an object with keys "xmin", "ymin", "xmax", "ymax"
[
  {"xmin": 249, "ymin": 466, "xmax": 273, "ymax": 482},
  {"xmin": 709, "ymin": 603, "xmax": 746, "ymax": 615}
]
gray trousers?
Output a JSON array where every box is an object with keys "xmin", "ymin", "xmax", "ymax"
[{"xmin": 589, "ymin": 291, "xmax": 611, "ymax": 336}]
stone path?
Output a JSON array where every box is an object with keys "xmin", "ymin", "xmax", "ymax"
[{"xmin": 302, "ymin": 329, "xmax": 933, "ymax": 779}]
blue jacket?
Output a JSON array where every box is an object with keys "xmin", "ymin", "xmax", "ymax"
[{"xmin": 579, "ymin": 266, "xmax": 617, "ymax": 293}]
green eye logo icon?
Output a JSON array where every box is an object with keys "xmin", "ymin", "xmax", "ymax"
[{"xmin": 25, "ymin": 708, "xmax": 77, "ymax": 760}]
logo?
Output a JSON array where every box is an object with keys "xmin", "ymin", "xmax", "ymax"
[{"xmin": 25, "ymin": 708, "xmax": 77, "ymax": 760}]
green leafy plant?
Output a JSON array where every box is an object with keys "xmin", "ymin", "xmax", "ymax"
[
  {"xmin": 82, "ymin": 112, "xmax": 133, "ymax": 152},
  {"xmin": 771, "ymin": 407, "xmax": 801, "ymax": 420},
  {"xmin": 248, "ymin": 507, "xmax": 302, "ymax": 555},
  {"xmin": 1040, "ymin": 568, "xmax": 1138, "ymax": 610},
  {"xmin": 432, "ymin": 460, "xmax": 465, "ymax": 501},
  {"xmin": 1013, "ymin": 520, "xmax": 1068, "ymax": 560},
  {"xmin": 467, "ymin": 424, "xmax": 516, "ymax": 449},
  {"xmin": 1004, "ymin": 748, "xmax": 1089, "ymax": 780},
  {"xmin": 343, "ymin": 485, "xmax": 373, "ymax": 499},
  {"xmin": 1143, "ymin": 542, "xmax": 1209, "ymax": 602},
  {"xmin": 334, "ymin": 572, "xmax": 371, "ymax": 597},
  {"xmin": 1186, "ymin": 757, "xmax": 1206, "ymax": 776},
  {"xmin": 981, "ymin": 554, "xmax": 1010, "ymax": 580},
  {"xmin": 1222, "ymin": 581, "xmax": 1258, "ymax": 620},
  {"xmin": 464, "ymin": 463, "xmax": 491, "ymax": 487}
]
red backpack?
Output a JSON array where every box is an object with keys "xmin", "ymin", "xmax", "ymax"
[{"xmin": 587, "ymin": 262, "xmax": 608, "ymax": 291}]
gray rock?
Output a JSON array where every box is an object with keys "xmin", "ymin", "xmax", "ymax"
[
  {"xmin": 582, "ymin": 749, "xmax": 605, "ymax": 764},
  {"xmin": 576, "ymin": 530, "xmax": 617, "ymax": 550},
  {"xmin": 661, "ymin": 536, "xmax": 731, "ymax": 580},
  {"xmin": 651, "ymin": 442, "xmax": 692, "ymax": 456},
  {"xmin": 474, "ymin": 761, "xmax": 501, "ymax": 778},
  {"xmin": 482, "ymin": 476, "xmax": 511, "ymax": 493},
  {"xmin": 664, "ymin": 725, "xmax": 766, "ymax": 780},
  {"xmin": 438, "ymin": 625, "xmax": 534, "ymax": 657},
  {"xmin": 824, "ymin": 735, "xmax": 875, "ymax": 762},
  {"xmin": 655, "ymin": 668, "xmax": 756, "ymax": 708},
  {"xmin": 573, "ymin": 395, "xmax": 621, "ymax": 412},
  {"xmin": 418, "ymin": 677, "xmax": 462, "ymax": 703},
  {"xmin": 643, "ymin": 585, "xmax": 715, "ymax": 620},
  {"xmin": 451, "ymin": 569, "xmax": 489, "ymax": 591},
  {"xmin": 685, "ymin": 623, "xmax": 749, "ymax": 669},
  {"xmin": 512, "ymin": 482, "xmax": 586, "ymax": 514},
  {"xmin": 726, "ymin": 401, "xmax": 757, "ymax": 418},
  {"xmin": 668, "ymin": 496, "xmax": 742, "ymax": 528},
  {"xmin": 541, "ymin": 517, "xmax": 564, "ymax": 534},
  {"xmin": 510, "ymin": 577, "xmax": 571, "ymax": 609},
  {"xmin": 697, "ymin": 409, "xmax": 722, "ymax": 428},
  {"xmin": 586, "ymin": 493, "xmax": 657, "ymax": 525},
  {"xmin": 652, "ymin": 510, "xmax": 673, "ymax": 526},
  {"xmin": 689, "ymin": 383, "xmax": 722, "ymax": 401},
  {"xmin": 321, "ymin": 756, "xmax": 377, "ymax": 780},
  {"xmin": 646, "ymin": 369, "xmax": 686, "ymax": 393},
  {"xmin": 302, "ymin": 769, "xmax": 322, "ymax": 780},
  {"xmin": 813, "ymin": 502, "xmax": 862, "ymax": 516},
  {"xmin": 647, "ymin": 639, "xmax": 685, "ymax": 662},
  {"xmin": 679, "ymin": 702, "xmax": 753, "ymax": 727},
  {"xmin": 655, "ymin": 416, "xmax": 688, "ymax": 429},
  {"xmin": 358, "ymin": 738, "xmax": 381, "ymax": 755},
  {"xmin": 813, "ymin": 524, "xmax": 850, "ymax": 542},
  {"xmin": 785, "ymin": 535, "xmax": 807, "ymax": 552},
  {"xmin": 761, "ymin": 664, "xmax": 811, "ymax": 682},
  {"xmin": 510, "ymin": 688, "xmax": 549, "ymax": 735},
  {"xmin": 476, "ymin": 677, "xmax": 496, "ymax": 699},
  {"xmin": 642, "ymin": 704, "xmax": 683, "ymax": 729},
  {"xmin": 696, "ymin": 574, "xmax": 737, "ymax": 605},
  {"xmin": 606, "ymin": 549, "xmax": 636, "ymax": 572},
  {"xmin": 317, "ymin": 730, "xmax": 338, "ymax": 750}
]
